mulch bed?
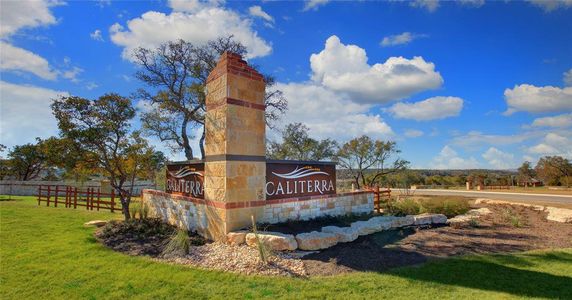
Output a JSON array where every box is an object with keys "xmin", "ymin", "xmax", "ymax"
[
  {"xmin": 96, "ymin": 204, "xmax": 572, "ymax": 277},
  {"xmin": 301, "ymin": 204, "xmax": 572, "ymax": 276}
]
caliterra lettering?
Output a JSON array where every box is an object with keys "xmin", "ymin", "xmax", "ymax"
[
  {"xmin": 166, "ymin": 178, "xmax": 203, "ymax": 198},
  {"xmin": 266, "ymin": 179, "xmax": 334, "ymax": 197}
]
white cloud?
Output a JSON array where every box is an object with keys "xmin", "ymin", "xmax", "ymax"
[
  {"xmin": 386, "ymin": 96, "xmax": 463, "ymax": 121},
  {"xmin": 531, "ymin": 113, "xmax": 572, "ymax": 128},
  {"xmin": 310, "ymin": 35, "xmax": 443, "ymax": 104},
  {"xmin": 452, "ymin": 131, "xmax": 537, "ymax": 149},
  {"xmin": 61, "ymin": 66, "xmax": 84, "ymax": 83},
  {"xmin": 380, "ymin": 32, "xmax": 427, "ymax": 47},
  {"xmin": 431, "ymin": 146, "xmax": 480, "ymax": 169},
  {"xmin": 504, "ymin": 84, "xmax": 572, "ymax": 115},
  {"xmin": 0, "ymin": 0, "xmax": 61, "ymax": 38},
  {"xmin": 0, "ymin": 41, "xmax": 58, "ymax": 80},
  {"xmin": 410, "ymin": 0, "xmax": 439, "ymax": 12},
  {"xmin": 303, "ymin": 0, "xmax": 330, "ymax": 11},
  {"xmin": 528, "ymin": 0, "xmax": 572, "ymax": 12},
  {"xmin": 404, "ymin": 129, "xmax": 424, "ymax": 138},
  {"xmin": 459, "ymin": 0, "xmax": 485, "ymax": 7},
  {"xmin": 90, "ymin": 29, "xmax": 104, "ymax": 41},
  {"xmin": 528, "ymin": 133, "xmax": 572, "ymax": 158},
  {"xmin": 482, "ymin": 147, "xmax": 515, "ymax": 169},
  {"xmin": 271, "ymin": 82, "xmax": 394, "ymax": 142},
  {"xmin": 564, "ymin": 68, "xmax": 572, "ymax": 86},
  {"xmin": 109, "ymin": 4, "xmax": 272, "ymax": 60},
  {"xmin": 0, "ymin": 81, "xmax": 68, "ymax": 148},
  {"xmin": 85, "ymin": 82, "xmax": 99, "ymax": 90},
  {"xmin": 248, "ymin": 6, "xmax": 274, "ymax": 23}
]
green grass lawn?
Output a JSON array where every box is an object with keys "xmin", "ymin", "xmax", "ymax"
[{"xmin": 2, "ymin": 196, "xmax": 572, "ymax": 299}]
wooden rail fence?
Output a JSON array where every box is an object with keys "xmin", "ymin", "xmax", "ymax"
[
  {"xmin": 37, "ymin": 185, "xmax": 121, "ymax": 212},
  {"xmin": 365, "ymin": 186, "xmax": 391, "ymax": 213}
]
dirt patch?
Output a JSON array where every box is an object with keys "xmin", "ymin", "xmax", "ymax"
[{"xmin": 301, "ymin": 204, "xmax": 572, "ymax": 276}]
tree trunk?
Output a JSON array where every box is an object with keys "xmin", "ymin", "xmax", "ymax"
[
  {"xmin": 121, "ymin": 195, "xmax": 131, "ymax": 220},
  {"xmin": 181, "ymin": 117, "xmax": 194, "ymax": 160},
  {"xmin": 199, "ymin": 126, "xmax": 206, "ymax": 160}
]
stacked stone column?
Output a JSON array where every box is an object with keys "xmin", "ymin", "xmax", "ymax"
[{"xmin": 203, "ymin": 52, "xmax": 266, "ymax": 239}]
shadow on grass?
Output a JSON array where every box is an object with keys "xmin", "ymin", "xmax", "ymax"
[{"xmin": 391, "ymin": 251, "xmax": 572, "ymax": 299}]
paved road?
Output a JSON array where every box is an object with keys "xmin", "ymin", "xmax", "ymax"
[{"xmin": 412, "ymin": 189, "xmax": 572, "ymax": 206}]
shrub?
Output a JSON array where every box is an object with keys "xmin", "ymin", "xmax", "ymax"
[
  {"xmin": 251, "ymin": 215, "xmax": 272, "ymax": 264},
  {"xmin": 99, "ymin": 218, "xmax": 176, "ymax": 241},
  {"xmin": 162, "ymin": 229, "xmax": 191, "ymax": 256},
  {"xmin": 388, "ymin": 197, "xmax": 470, "ymax": 218},
  {"xmin": 390, "ymin": 198, "xmax": 422, "ymax": 216},
  {"xmin": 501, "ymin": 208, "xmax": 524, "ymax": 227}
]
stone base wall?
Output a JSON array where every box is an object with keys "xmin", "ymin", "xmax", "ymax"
[
  {"xmin": 141, "ymin": 189, "xmax": 374, "ymax": 239},
  {"xmin": 141, "ymin": 190, "xmax": 226, "ymax": 240},
  {"xmin": 261, "ymin": 192, "xmax": 373, "ymax": 224}
]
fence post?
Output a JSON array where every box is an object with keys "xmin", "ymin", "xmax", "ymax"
[
  {"xmin": 90, "ymin": 188, "xmax": 94, "ymax": 210},
  {"xmin": 110, "ymin": 189, "xmax": 115, "ymax": 213},
  {"xmin": 54, "ymin": 185, "xmax": 59, "ymax": 207},
  {"xmin": 374, "ymin": 185, "xmax": 380, "ymax": 213},
  {"xmin": 74, "ymin": 187, "xmax": 77, "ymax": 209},
  {"xmin": 37, "ymin": 185, "xmax": 42, "ymax": 206},
  {"xmin": 47, "ymin": 185, "xmax": 51, "ymax": 206},
  {"xmin": 96, "ymin": 189, "xmax": 101, "ymax": 211}
]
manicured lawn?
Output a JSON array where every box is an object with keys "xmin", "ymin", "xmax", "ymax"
[{"xmin": 2, "ymin": 196, "xmax": 572, "ymax": 299}]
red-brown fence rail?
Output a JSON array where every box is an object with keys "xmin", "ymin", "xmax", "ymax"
[
  {"xmin": 37, "ymin": 185, "xmax": 121, "ymax": 213},
  {"xmin": 483, "ymin": 185, "xmax": 511, "ymax": 190},
  {"xmin": 364, "ymin": 186, "xmax": 391, "ymax": 213}
]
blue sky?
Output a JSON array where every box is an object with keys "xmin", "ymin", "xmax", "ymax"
[{"xmin": 1, "ymin": 0, "xmax": 571, "ymax": 169}]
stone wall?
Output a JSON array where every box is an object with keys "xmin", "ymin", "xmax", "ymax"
[
  {"xmin": 141, "ymin": 189, "xmax": 374, "ymax": 238},
  {"xmin": 261, "ymin": 192, "xmax": 373, "ymax": 224}
]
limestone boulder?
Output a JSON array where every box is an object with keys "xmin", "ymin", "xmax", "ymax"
[
  {"xmin": 413, "ymin": 214, "xmax": 433, "ymax": 226},
  {"xmin": 431, "ymin": 214, "xmax": 448, "ymax": 224},
  {"xmin": 321, "ymin": 226, "xmax": 359, "ymax": 243},
  {"xmin": 351, "ymin": 220, "xmax": 380, "ymax": 236},
  {"xmin": 369, "ymin": 216, "xmax": 395, "ymax": 230},
  {"xmin": 466, "ymin": 208, "xmax": 492, "ymax": 216},
  {"xmin": 546, "ymin": 207, "xmax": 572, "ymax": 223},
  {"xmin": 446, "ymin": 215, "xmax": 475, "ymax": 226},
  {"xmin": 226, "ymin": 231, "xmax": 247, "ymax": 246},
  {"xmin": 245, "ymin": 232, "xmax": 298, "ymax": 251},
  {"xmin": 84, "ymin": 220, "xmax": 108, "ymax": 227},
  {"xmin": 391, "ymin": 216, "xmax": 415, "ymax": 228},
  {"xmin": 295, "ymin": 231, "xmax": 338, "ymax": 250}
]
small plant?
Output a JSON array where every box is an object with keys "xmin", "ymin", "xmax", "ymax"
[
  {"xmin": 468, "ymin": 217, "xmax": 479, "ymax": 228},
  {"xmin": 501, "ymin": 208, "xmax": 524, "ymax": 228},
  {"xmin": 162, "ymin": 228, "xmax": 190, "ymax": 256},
  {"xmin": 251, "ymin": 215, "xmax": 272, "ymax": 265}
]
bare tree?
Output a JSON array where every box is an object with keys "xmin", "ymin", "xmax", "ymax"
[
  {"xmin": 133, "ymin": 37, "xmax": 287, "ymax": 160},
  {"xmin": 336, "ymin": 135, "xmax": 409, "ymax": 189}
]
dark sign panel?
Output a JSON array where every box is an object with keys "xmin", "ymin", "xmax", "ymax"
[
  {"xmin": 166, "ymin": 162, "xmax": 204, "ymax": 199},
  {"xmin": 265, "ymin": 161, "xmax": 336, "ymax": 200}
]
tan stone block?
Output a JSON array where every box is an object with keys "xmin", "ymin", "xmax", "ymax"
[{"xmin": 227, "ymin": 176, "xmax": 247, "ymax": 189}]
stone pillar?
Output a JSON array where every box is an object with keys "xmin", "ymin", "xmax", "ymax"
[{"xmin": 203, "ymin": 52, "xmax": 266, "ymax": 240}]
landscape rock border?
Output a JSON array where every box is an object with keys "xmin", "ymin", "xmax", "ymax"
[
  {"xmin": 475, "ymin": 198, "xmax": 572, "ymax": 224},
  {"xmin": 229, "ymin": 213, "xmax": 448, "ymax": 252}
]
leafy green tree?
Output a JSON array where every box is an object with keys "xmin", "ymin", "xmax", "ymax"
[
  {"xmin": 517, "ymin": 161, "xmax": 536, "ymax": 186},
  {"xmin": 5, "ymin": 142, "xmax": 47, "ymax": 181},
  {"xmin": 52, "ymin": 93, "xmax": 157, "ymax": 219},
  {"xmin": 336, "ymin": 135, "xmax": 409, "ymax": 189},
  {"xmin": 133, "ymin": 37, "xmax": 287, "ymax": 160},
  {"xmin": 267, "ymin": 123, "xmax": 337, "ymax": 161},
  {"xmin": 535, "ymin": 156, "xmax": 571, "ymax": 187}
]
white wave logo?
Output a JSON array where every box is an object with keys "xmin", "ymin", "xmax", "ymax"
[
  {"xmin": 168, "ymin": 167, "xmax": 203, "ymax": 178},
  {"xmin": 272, "ymin": 166, "xmax": 328, "ymax": 179}
]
